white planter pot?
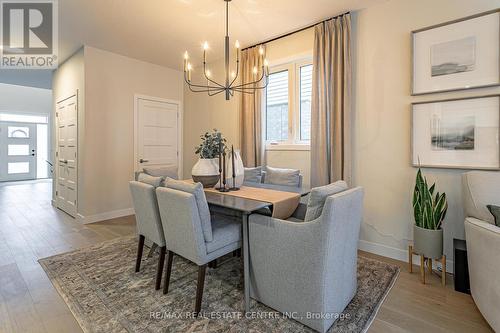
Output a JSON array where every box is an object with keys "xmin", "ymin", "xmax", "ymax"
[{"xmin": 192, "ymin": 158, "xmax": 220, "ymax": 188}]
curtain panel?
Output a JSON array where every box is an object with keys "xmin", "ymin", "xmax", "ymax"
[
  {"xmin": 311, "ymin": 13, "xmax": 352, "ymax": 187},
  {"xmin": 240, "ymin": 46, "xmax": 265, "ymax": 167}
]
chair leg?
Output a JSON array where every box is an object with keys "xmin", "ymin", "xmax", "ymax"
[
  {"xmin": 195, "ymin": 265, "xmax": 207, "ymax": 315},
  {"xmin": 156, "ymin": 246, "xmax": 166, "ymax": 290},
  {"xmin": 163, "ymin": 251, "xmax": 174, "ymax": 294},
  {"xmin": 135, "ymin": 235, "xmax": 145, "ymax": 272}
]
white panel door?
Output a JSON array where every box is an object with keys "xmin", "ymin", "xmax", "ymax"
[
  {"xmin": 136, "ymin": 98, "xmax": 179, "ymax": 173},
  {"xmin": 56, "ymin": 95, "xmax": 78, "ymax": 217},
  {"xmin": 0, "ymin": 122, "xmax": 37, "ymax": 181}
]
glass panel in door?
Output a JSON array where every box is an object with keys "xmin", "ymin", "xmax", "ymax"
[{"xmin": 0, "ymin": 122, "xmax": 37, "ymax": 181}]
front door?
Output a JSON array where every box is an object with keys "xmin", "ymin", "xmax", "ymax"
[
  {"xmin": 135, "ymin": 98, "xmax": 180, "ymax": 174},
  {"xmin": 0, "ymin": 122, "xmax": 37, "ymax": 181},
  {"xmin": 56, "ymin": 95, "xmax": 78, "ymax": 217}
]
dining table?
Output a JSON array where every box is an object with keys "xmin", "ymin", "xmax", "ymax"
[{"xmin": 204, "ymin": 181, "xmax": 310, "ymax": 313}]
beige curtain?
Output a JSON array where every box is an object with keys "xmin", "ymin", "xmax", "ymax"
[
  {"xmin": 240, "ymin": 46, "xmax": 265, "ymax": 167},
  {"xmin": 311, "ymin": 14, "xmax": 352, "ymax": 187}
]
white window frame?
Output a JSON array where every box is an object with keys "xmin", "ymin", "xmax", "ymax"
[{"xmin": 265, "ymin": 57, "xmax": 312, "ymax": 151}]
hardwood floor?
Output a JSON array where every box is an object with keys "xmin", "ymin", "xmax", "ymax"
[{"xmin": 0, "ymin": 180, "xmax": 493, "ymax": 332}]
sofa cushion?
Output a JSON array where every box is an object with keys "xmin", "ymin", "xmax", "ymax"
[
  {"xmin": 137, "ymin": 173, "xmax": 164, "ymax": 188},
  {"xmin": 166, "ymin": 178, "xmax": 213, "ymax": 242},
  {"xmin": 487, "ymin": 205, "xmax": 500, "ymax": 227},
  {"xmin": 205, "ymin": 215, "xmax": 241, "ymax": 253},
  {"xmin": 244, "ymin": 166, "xmax": 262, "ymax": 183},
  {"xmin": 264, "ymin": 166, "xmax": 300, "ymax": 187},
  {"xmin": 144, "ymin": 166, "xmax": 178, "ymax": 179},
  {"xmin": 463, "ymin": 172, "xmax": 500, "ymax": 225},
  {"xmin": 304, "ymin": 181, "xmax": 348, "ymax": 221}
]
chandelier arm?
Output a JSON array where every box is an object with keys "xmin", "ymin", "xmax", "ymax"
[
  {"xmin": 232, "ymin": 67, "xmax": 266, "ymax": 89},
  {"xmin": 203, "ymin": 62, "xmax": 225, "ymax": 88},
  {"xmin": 187, "ymin": 83, "xmax": 225, "ymax": 93},
  {"xmin": 232, "ymin": 89, "xmax": 256, "ymax": 95},
  {"xmin": 208, "ymin": 89, "xmax": 226, "ymax": 97},
  {"xmin": 185, "ymin": 75, "xmax": 226, "ymax": 91}
]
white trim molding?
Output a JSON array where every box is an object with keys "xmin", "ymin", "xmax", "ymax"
[
  {"xmin": 358, "ymin": 239, "xmax": 454, "ymax": 274},
  {"xmin": 76, "ymin": 207, "xmax": 135, "ymax": 224}
]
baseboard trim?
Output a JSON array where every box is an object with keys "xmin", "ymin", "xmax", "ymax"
[
  {"xmin": 76, "ymin": 208, "xmax": 135, "ymax": 224},
  {"xmin": 358, "ymin": 239, "xmax": 454, "ymax": 274}
]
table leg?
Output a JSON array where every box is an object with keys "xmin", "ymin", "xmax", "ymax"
[
  {"xmin": 408, "ymin": 245, "xmax": 413, "ymax": 273},
  {"xmin": 420, "ymin": 255, "xmax": 425, "ymax": 284},
  {"xmin": 441, "ymin": 255, "xmax": 446, "ymax": 286},
  {"xmin": 242, "ymin": 213, "xmax": 250, "ymax": 313}
]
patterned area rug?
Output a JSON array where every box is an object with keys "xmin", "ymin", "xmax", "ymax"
[{"xmin": 39, "ymin": 237, "xmax": 399, "ymax": 333}]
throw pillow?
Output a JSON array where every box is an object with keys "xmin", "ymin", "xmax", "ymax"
[
  {"xmin": 244, "ymin": 166, "xmax": 262, "ymax": 183},
  {"xmin": 144, "ymin": 166, "xmax": 178, "ymax": 179},
  {"xmin": 487, "ymin": 205, "xmax": 500, "ymax": 227},
  {"xmin": 264, "ymin": 166, "xmax": 300, "ymax": 187},
  {"xmin": 304, "ymin": 181, "xmax": 348, "ymax": 221},
  {"xmin": 137, "ymin": 173, "xmax": 164, "ymax": 188},
  {"xmin": 166, "ymin": 178, "xmax": 213, "ymax": 242}
]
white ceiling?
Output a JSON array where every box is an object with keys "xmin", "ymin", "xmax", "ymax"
[{"xmin": 59, "ymin": 0, "xmax": 384, "ymax": 70}]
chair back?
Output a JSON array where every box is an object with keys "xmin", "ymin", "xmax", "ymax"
[
  {"xmin": 463, "ymin": 171, "xmax": 500, "ymax": 225},
  {"xmin": 129, "ymin": 181, "xmax": 165, "ymax": 246},
  {"xmin": 156, "ymin": 187, "xmax": 207, "ymax": 265},
  {"xmin": 318, "ymin": 187, "xmax": 364, "ymax": 312}
]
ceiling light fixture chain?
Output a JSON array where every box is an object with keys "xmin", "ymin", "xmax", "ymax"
[{"xmin": 183, "ymin": 0, "xmax": 269, "ymax": 100}]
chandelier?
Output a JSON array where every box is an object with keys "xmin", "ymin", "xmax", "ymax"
[{"xmin": 183, "ymin": 0, "xmax": 269, "ymax": 100}]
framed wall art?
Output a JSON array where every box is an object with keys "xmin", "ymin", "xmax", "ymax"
[
  {"xmin": 412, "ymin": 95, "xmax": 500, "ymax": 170},
  {"xmin": 412, "ymin": 9, "xmax": 500, "ymax": 95}
]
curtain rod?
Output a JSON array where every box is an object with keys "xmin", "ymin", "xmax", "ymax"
[{"xmin": 241, "ymin": 11, "xmax": 350, "ymax": 51}]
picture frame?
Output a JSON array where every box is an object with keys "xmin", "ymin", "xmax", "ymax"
[
  {"xmin": 411, "ymin": 95, "xmax": 500, "ymax": 170},
  {"xmin": 411, "ymin": 9, "xmax": 500, "ymax": 95}
]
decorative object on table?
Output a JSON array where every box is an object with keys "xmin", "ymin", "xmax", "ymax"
[
  {"xmin": 182, "ymin": 0, "xmax": 269, "ymax": 100},
  {"xmin": 411, "ymin": 95, "xmax": 500, "ymax": 170},
  {"xmin": 453, "ymin": 238, "xmax": 470, "ymax": 294},
  {"xmin": 192, "ymin": 130, "xmax": 226, "ymax": 188},
  {"xmin": 227, "ymin": 145, "xmax": 244, "ymax": 190},
  {"xmin": 409, "ymin": 168, "xmax": 448, "ymax": 285},
  {"xmin": 217, "ymin": 148, "xmax": 230, "ymax": 192},
  {"xmin": 412, "ymin": 9, "xmax": 500, "ymax": 95}
]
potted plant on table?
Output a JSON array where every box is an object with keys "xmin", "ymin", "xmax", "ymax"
[
  {"xmin": 412, "ymin": 168, "xmax": 448, "ymax": 259},
  {"xmin": 192, "ymin": 129, "xmax": 226, "ymax": 188}
]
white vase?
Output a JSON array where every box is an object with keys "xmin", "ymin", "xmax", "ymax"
[
  {"xmin": 191, "ymin": 158, "xmax": 220, "ymax": 188},
  {"xmin": 225, "ymin": 149, "xmax": 245, "ymax": 188}
]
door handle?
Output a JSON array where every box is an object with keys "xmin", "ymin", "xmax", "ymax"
[
  {"xmin": 59, "ymin": 159, "xmax": 68, "ymax": 164},
  {"xmin": 139, "ymin": 159, "xmax": 149, "ymax": 163}
]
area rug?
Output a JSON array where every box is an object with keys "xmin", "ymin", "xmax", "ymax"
[{"xmin": 39, "ymin": 237, "xmax": 399, "ymax": 333}]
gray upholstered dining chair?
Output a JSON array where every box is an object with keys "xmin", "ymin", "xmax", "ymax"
[
  {"xmin": 248, "ymin": 187, "xmax": 364, "ymax": 333},
  {"xmin": 129, "ymin": 180, "xmax": 167, "ymax": 290},
  {"xmin": 262, "ymin": 166, "xmax": 303, "ymax": 187},
  {"xmin": 155, "ymin": 180, "xmax": 242, "ymax": 314}
]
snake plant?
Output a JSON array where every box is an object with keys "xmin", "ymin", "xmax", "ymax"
[{"xmin": 413, "ymin": 168, "xmax": 448, "ymax": 230}]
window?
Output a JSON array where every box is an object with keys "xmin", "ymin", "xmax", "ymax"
[{"xmin": 265, "ymin": 60, "xmax": 312, "ymax": 148}]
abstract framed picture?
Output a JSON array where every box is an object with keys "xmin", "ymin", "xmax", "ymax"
[
  {"xmin": 412, "ymin": 9, "xmax": 500, "ymax": 95},
  {"xmin": 412, "ymin": 95, "xmax": 500, "ymax": 170}
]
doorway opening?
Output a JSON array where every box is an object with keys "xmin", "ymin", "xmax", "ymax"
[{"xmin": 0, "ymin": 112, "xmax": 51, "ymax": 182}]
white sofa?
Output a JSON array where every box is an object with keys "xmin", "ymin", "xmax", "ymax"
[{"xmin": 462, "ymin": 171, "xmax": 500, "ymax": 332}]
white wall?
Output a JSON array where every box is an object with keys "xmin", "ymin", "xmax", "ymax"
[
  {"xmin": 82, "ymin": 46, "xmax": 183, "ymax": 218},
  {"xmin": 0, "ymin": 83, "xmax": 52, "ymax": 114},
  {"xmin": 354, "ymin": 0, "xmax": 500, "ymax": 265}
]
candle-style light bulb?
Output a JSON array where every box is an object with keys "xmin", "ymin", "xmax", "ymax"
[
  {"xmin": 187, "ymin": 63, "xmax": 192, "ymax": 71},
  {"xmin": 258, "ymin": 46, "xmax": 264, "ymax": 56},
  {"xmin": 253, "ymin": 66, "xmax": 258, "ymax": 75},
  {"xmin": 206, "ymin": 69, "xmax": 211, "ymax": 78},
  {"xmin": 235, "ymin": 40, "xmax": 240, "ymax": 49},
  {"xmin": 231, "ymin": 71, "xmax": 236, "ymax": 78},
  {"xmin": 184, "ymin": 51, "xmax": 189, "ymax": 60},
  {"xmin": 203, "ymin": 41, "xmax": 209, "ymax": 50}
]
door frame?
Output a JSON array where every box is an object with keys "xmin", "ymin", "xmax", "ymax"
[
  {"xmin": 133, "ymin": 94, "xmax": 183, "ymax": 179},
  {"xmin": 55, "ymin": 91, "xmax": 78, "ymax": 217}
]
